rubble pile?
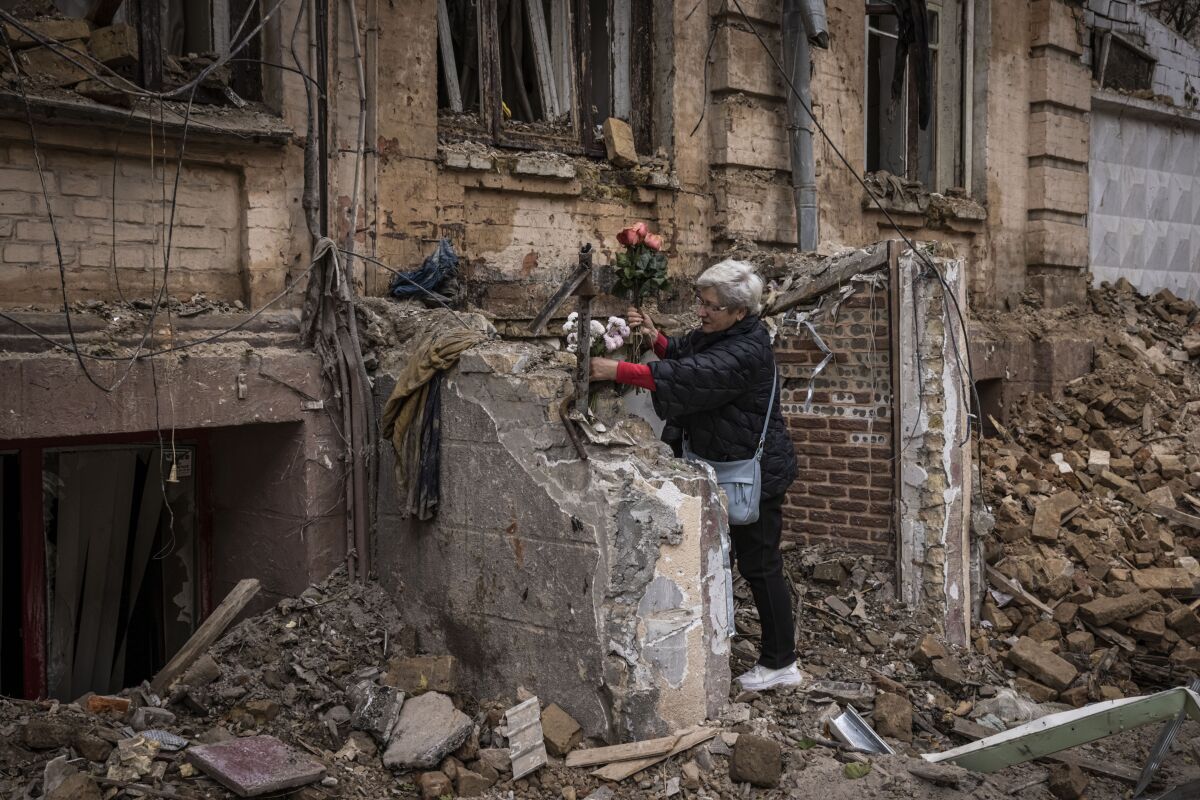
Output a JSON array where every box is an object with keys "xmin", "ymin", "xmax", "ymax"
[{"xmin": 977, "ymin": 280, "xmax": 1200, "ymax": 704}]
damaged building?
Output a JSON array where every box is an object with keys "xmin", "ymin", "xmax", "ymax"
[{"xmin": 3, "ymin": 0, "xmax": 1200, "ymax": 796}]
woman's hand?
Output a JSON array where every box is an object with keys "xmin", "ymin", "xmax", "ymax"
[
  {"xmin": 590, "ymin": 358, "xmax": 619, "ymax": 381},
  {"xmin": 627, "ymin": 306, "xmax": 658, "ymax": 339}
]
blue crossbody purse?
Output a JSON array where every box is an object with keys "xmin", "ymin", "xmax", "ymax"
[{"xmin": 682, "ymin": 368, "xmax": 777, "ymax": 526}]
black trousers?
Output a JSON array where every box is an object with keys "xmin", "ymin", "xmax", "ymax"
[{"xmin": 729, "ymin": 493, "xmax": 796, "ymax": 670}]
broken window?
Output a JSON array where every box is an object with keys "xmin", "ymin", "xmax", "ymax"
[
  {"xmin": 865, "ymin": 0, "xmax": 966, "ymax": 192},
  {"xmin": 1094, "ymin": 32, "xmax": 1157, "ymax": 93},
  {"xmin": 30, "ymin": 0, "xmax": 262, "ymax": 102},
  {"xmin": 0, "ymin": 440, "xmax": 201, "ymax": 700},
  {"xmin": 437, "ymin": 0, "xmax": 649, "ymax": 152}
]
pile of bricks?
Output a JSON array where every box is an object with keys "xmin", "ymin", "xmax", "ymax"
[{"xmin": 976, "ymin": 280, "xmax": 1200, "ymax": 702}]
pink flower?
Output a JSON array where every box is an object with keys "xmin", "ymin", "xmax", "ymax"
[
  {"xmin": 643, "ymin": 233, "xmax": 663, "ymax": 251},
  {"xmin": 616, "ymin": 227, "xmax": 639, "ymax": 246},
  {"xmin": 631, "ymin": 222, "xmax": 648, "ymax": 241}
]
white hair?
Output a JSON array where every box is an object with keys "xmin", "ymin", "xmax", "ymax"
[{"xmin": 696, "ymin": 259, "xmax": 764, "ymax": 315}]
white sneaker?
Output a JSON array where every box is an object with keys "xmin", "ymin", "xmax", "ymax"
[{"xmin": 735, "ymin": 662, "xmax": 807, "ymax": 692}]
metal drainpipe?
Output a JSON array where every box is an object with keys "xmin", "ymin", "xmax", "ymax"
[{"xmin": 783, "ymin": 0, "xmax": 828, "ymax": 252}]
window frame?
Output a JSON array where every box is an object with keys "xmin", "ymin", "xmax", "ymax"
[
  {"xmin": 863, "ymin": 0, "xmax": 967, "ymax": 193},
  {"xmin": 437, "ymin": 0, "xmax": 652, "ymax": 157}
]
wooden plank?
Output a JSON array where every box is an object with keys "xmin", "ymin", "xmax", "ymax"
[
  {"xmin": 549, "ymin": 0, "xmax": 572, "ymax": 115},
  {"xmin": 150, "ymin": 578, "xmax": 260, "ymax": 694},
  {"xmin": 92, "ymin": 451, "xmax": 136, "ymax": 693},
  {"xmin": 135, "ymin": 0, "xmax": 163, "ymax": 91},
  {"xmin": 528, "ymin": 258, "xmax": 591, "ymax": 335},
  {"xmin": 113, "ymin": 453, "xmax": 166, "ymax": 685},
  {"xmin": 610, "ymin": 0, "xmax": 631, "ymax": 120},
  {"xmin": 70, "ymin": 452, "xmax": 123, "ymax": 697},
  {"xmin": 478, "ymin": 0, "xmax": 502, "ymax": 139},
  {"xmin": 1150, "ymin": 504, "xmax": 1200, "ymax": 532},
  {"xmin": 48, "ymin": 453, "xmax": 85, "ymax": 699},
  {"xmin": 591, "ymin": 727, "xmax": 717, "ymax": 782},
  {"xmin": 437, "ymin": 0, "xmax": 464, "ymax": 113},
  {"xmin": 20, "ymin": 446, "xmax": 47, "ymax": 699},
  {"xmin": 565, "ymin": 735, "xmax": 680, "ymax": 767},
  {"xmin": 762, "ymin": 244, "xmax": 890, "ymax": 316},
  {"xmin": 986, "ymin": 565, "xmax": 1054, "ymax": 617},
  {"xmin": 524, "ymin": 0, "xmax": 559, "ymax": 117},
  {"xmin": 888, "ymin": 241, "xmax": 904, "ymax": 602}
]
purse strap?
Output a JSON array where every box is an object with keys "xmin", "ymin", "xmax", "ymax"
[{"xmin": 755, "ymin": 367, "xmax": 778, "ymax": 460}]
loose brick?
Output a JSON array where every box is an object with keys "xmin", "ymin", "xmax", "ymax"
[{"xmin": 1008, "ymin": 637, "xmax": 1078, "ymax": 691}]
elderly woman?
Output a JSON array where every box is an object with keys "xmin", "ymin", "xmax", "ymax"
[{"xmin": 591, "ymin": 260, "xmax": 802, "ymax": 692}]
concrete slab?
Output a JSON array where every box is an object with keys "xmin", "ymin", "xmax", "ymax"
[{"xmin": 185, "ymin": 735, "xmax": 325, "ymax": 797}]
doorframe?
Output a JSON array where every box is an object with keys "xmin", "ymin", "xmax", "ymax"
[{"xmin": 0, "ymin": 429, "xmax": 213, "ymax": 700}]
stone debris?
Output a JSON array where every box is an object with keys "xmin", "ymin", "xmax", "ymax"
[
  {"xmin": 729, "ymin": 734, "xmax": 782, "ymax": 788},
  {"xmin": 382, "ymin": 691, "xmax": 474, "ymax": 770},
  {"xmin": 1047, "ymin": 761, "xmax": 1089, "ymax": 799},
  {"xmin": 541, "ymin": 703, "xmax": 583, "ymax": 757},
  {"xmin": 384, "ymin": 654, "xmax": 457, "ymax": 694},
  {"xmin": 978, "ymin": 281, "xmax": 1200, "ymax": 703},
  {"xmin": 601, "ymin": 117, "xmax": 638, "ymax": 168},
  {"xmin": 186, "ymin": 735, "xmax": 326, "ymax": 796}
]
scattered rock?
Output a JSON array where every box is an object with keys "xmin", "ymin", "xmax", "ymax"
[
  {"xmin": 1007, "ymin": 637, "xmax": 1078, "ymax": 691},
  {"xmin": 729, "ymin": 734, "xmax": 781, "ymax": 788},
  {"xmin": 1047, "ymin": 762, "xmax": 1088, "ymax": 799},
  {"xmin": 383, "ymin": 691, "xmax": 474, "ymax": 770},
  {"xmin": 417, "ymin": 770, "xmax": 454, "ymax": 800},
  {"xmin": 541, "ymin": 704, "xmax": 583, "ymax": 758},
  {"xmin": 601, "ymin": 117, "xmax": 638, "ymax": 167},
  {"xmin": 873, "ymin": 692, "xmax": 913, "ymax": 741}
]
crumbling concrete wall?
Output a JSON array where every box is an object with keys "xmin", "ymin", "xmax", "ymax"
[
  {"xmin": 896, "ymin": 250, "xmax": 972, "ymax": 646},
  {"xmin": 372, "ymin": 325, "xmax": 730, "ymax": 741}
]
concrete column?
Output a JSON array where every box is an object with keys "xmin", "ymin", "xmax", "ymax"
[
  {"xmin": 897, "ymin": 250, "xmax": 972, "ymax": 646},
  {"xmin": 1026, "ymin": 0, "xmax": 1091, "ymax": 308}
]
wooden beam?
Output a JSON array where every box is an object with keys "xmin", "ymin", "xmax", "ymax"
[
  {"xmin": 478, "ymin": 0, "xmax": 502, "ymax": 139},
  {"xmin": 524, "ymin": 0, "xmax": 559, "ymax": 117},
  {"xmin": 590, "ymin": 727, "xmax": 717, "ymax": 781},
  {"xmin": 150, "ymin": 578, "xmax": 259, "ymax": 695},
  {"xmin": 528, "ymin": 257, "xmax": 591, "ymax": 335},
  {"xmin": 20, "ymin": 445, "xmax": 46, "ymax": 700},
  {"xmin": 1150, "ymin": 504, "xmax": 1200, "ymax": 532},
  {"xmin": 986, "ymin": 565, "xmax": 1055, "ymax": 618},
  {"xmin": 437, "ymin": 0, "xmax": 464, "ymax": 113},
  {"xmin": 610, "ymin": 0, "xmax": 631, "ymax": 120},
  {"xmin": 135, "ymin": 0, "xmax": 163, "ymax": 91},
  {"xmin": 762, "ymin": 244, "xmax": 890, "ymax": 316},
  {"xmin": 888, "ymin": 241, "xmax": 904, "ymax": 603},
  {"xmin": 565, "ymin": 735, "xmax": 680, "ymax": 767},
  {"xmin": 549, "ymin": 0, "xmax": 572, "ymax": 116}
]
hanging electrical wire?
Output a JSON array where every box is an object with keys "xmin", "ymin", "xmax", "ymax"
[{"xmin": 726, "ymin": 0, "xmax": 982, "ymax": 450}]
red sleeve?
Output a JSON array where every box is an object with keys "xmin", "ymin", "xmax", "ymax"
[
  {"xmin": 653, "ymin": 333, "xmax": 668, "ymax": 358},
  {"xmin": 615, "ymin": 361, "xmax": 656, "ymax": 391}
]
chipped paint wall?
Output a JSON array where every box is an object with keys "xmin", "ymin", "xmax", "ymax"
[{"xmin": 371, "ymin": 325, "xmax": 731, "ymax": 741}]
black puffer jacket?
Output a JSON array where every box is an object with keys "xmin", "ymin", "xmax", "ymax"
[{"xmin": 648, "ymin": 316, "xmax": 798, "ymax": 499}]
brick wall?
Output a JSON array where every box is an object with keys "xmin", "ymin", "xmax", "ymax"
[
  {"xmin": 775, "ymin": 285, "xmax": 895, "ymax": 555},
  {"xmin": 0, "ymin": 141, "xmax": 244, "ymax": 305}
]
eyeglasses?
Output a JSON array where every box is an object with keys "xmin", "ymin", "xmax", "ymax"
[{"xmin": 693, "ymin": 294, "xmax": 728, "ymax": 313}]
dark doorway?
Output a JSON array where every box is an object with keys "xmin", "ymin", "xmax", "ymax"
[{"xmin": 976, "ymin": 378, "xmax": 1004, "ymax": 436}]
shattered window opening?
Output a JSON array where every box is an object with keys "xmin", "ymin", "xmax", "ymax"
[
  {"xmin": 438, "ymin": 0, "xmax": 645, "ymax": 153},
  {"xmin": 865, "ymin": 1, "xmax": 962, "ymax": 192},
  {"xmin": 17, "ymin": 0, "xmax": 263, "ymax": 104}
]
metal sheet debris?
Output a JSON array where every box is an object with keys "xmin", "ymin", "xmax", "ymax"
[
  {"xmin": 826, "ymin": 706, "xmax": 896, "ymax": 755},
  {"xmin": 503, "ymin": 697, "xmax": 548, "ymax": 780},
  {"xmin": 923, "ymin": 687, "xmax": 1200, "ymax": 773}
]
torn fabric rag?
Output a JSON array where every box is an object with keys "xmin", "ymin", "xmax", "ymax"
[{"xmin": 380, "ymin": 326, "xmax": 487, "ymax": 519}]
